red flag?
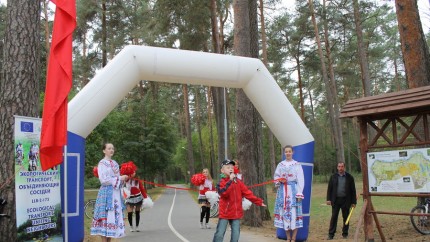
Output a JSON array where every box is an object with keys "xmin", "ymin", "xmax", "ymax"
[{"xmin": 40, "ymin": 0, "xmax": 76, "ymax": 171}]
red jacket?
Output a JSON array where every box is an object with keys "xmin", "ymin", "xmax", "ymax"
[{"xmin": 216, "ymin": 177, "xmax": 263, "ymax": 219}]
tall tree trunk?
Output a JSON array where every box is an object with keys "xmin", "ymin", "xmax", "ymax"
[
  {"xmin": 353, "ymin": 0, "xmax": 371, "ymax": 96},
  {"xmin": 395, "ymin": 0, "xmax": 430, "ymax": 206},
  {"xmin": 207, "ymin": 87, "xmax": 217, "ymax": 177},
  {"xmin": 194, "ymin": 87, "xmax": 206, "ymax": 168},
  {"xmin": 258, "ymin": 0, "xmax": 276, "ymax": 182},
  {"xmin": 210, "ymin": 0, "xmax": 228, "ymax": 163},
  {"xmin": 42, "ymin": 0, "xmax": 50, "ymax": 53},
  {"xmin": 0, "ymin": 1, "xmax": 40, "ymax": 240},
  {"xmin": 210, "ymin": 0, "xmax": 221, "ymax": 54},
  {"xmin": 101, "ymin": 0, "xmax": 107, "ymax": 67},
  {"xmin": 394, "ymin": 56, "xmax": 401, "ymax": 91},
  {"xmin": 395, "ymin": 0, "xmax": 430, "ymax": 88},
  {"xmin": 233, "ymin": 0, "xmax": 263, "ymax": 227},
  {"xmin": 249, "ymin": 0, "xmax": 270, "ymax": 221},
  {"xmin": 309, "ymin": 0, "xmax": 345, "ymax": 163},
  {"xmin": 182, "ymin": 84, "xmax": 195, "ymax": 177},
  {"xmin": 322, "ymin": 0, "xmax": 345, "ymax": 163},
  {"xmin": 295, "ymin": 55, "xmax": 306, "ymax": 121}
]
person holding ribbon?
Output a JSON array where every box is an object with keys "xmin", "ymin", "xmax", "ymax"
[
  {"xmin": 90, "ymin": 143, "xmax": 128, "ymax": 242},
  {"xmin": 212, "ymin": 159, "xmax": 266, "ymax": 242},
  {"xmin": 273, "ymin": 145, "xmax": 305, "ymax": 242}
]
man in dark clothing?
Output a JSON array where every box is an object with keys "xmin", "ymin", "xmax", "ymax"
[{"xmin": 326, "ymin": 162, "xmax": 357, "ymax": 240}]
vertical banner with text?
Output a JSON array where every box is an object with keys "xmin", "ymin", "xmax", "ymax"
[{"xmin": 14, "ymin": 116, "xmax": 63, "ymax": 242}]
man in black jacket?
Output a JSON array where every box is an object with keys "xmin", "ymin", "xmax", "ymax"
[{"xmin": 326, "ymin": 162, "xmax": 357, "ymax": 240}]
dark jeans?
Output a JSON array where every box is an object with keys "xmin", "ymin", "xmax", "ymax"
[{"xmin": 328, "ymin": 197, "xmax": 350, "ymax": 237}]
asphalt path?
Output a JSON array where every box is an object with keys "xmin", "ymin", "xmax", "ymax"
[{"xmin": 122, "ymin": 184, "xmax": 278, "ymax": 242}]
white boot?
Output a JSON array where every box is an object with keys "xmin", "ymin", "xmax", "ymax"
[{"xmin": 205, "ymin": 223, "xmax": 211, "ymax": 229}]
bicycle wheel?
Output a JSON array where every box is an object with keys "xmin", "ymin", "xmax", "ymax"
[
  {"xmin": 84, "ymin": 200, "xmax": 96, "ymax": 219},
  {"xmin": 410, "ymin": 205, "xmax": 430, "ymax": 235},
  {"xmin": 210, "ymin": 201, "xmax": 219, "ymax": 218}
]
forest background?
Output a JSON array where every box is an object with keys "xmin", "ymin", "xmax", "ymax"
[{"xmin": 1, "ymin": 0, "xmax": 430, "ymax": 240}]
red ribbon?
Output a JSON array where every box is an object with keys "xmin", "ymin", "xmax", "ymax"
[{"xmin": 141, "ymin": 178, "xmax": 283, "ymax": 191}]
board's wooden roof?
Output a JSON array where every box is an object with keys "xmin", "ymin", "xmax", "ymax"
[{"xmin": 340, "ymin": 85, "xmax": 430, "ymax": 119}]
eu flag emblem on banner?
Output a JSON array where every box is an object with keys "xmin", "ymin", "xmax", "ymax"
[{"xmin": 21, "ymin": 121, "xmax": 34, "ymax": 132}]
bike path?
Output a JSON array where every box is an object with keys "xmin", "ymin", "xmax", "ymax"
[{"xmin": 122, "ymin": 184, "xmax": 278, "ymax": 242}]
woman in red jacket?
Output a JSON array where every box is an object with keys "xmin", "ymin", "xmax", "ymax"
[
  {"xmin": 198, "ymin": 168, "xmax": 214, "ymax": 229},
  {"xmin": 125, "ymin": 170, "xmax": 148, "ymax": 232}
]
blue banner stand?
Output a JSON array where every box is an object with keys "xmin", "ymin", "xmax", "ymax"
[{"xmin": 60, "ymin": 131, "xmax": 85, "ymax": 242}]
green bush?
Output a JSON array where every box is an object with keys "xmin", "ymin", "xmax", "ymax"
[{"xmin": 84, "ymin": 177, "xmax": 101, "ymax": 189}]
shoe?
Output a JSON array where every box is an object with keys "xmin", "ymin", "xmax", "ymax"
[
  {"xmin": 342, "ymin": 235, "xmax": 348, "ymax": 239},
  {"xmin": 200, "ymin": 222, "xmax": 204, "ymax": 229},
  {"xmin": 205, "ymin": 223, "xmax": 211, "ymax": 229},
  {"xmin": 327, "ymin": 236, "xmax": 333, "ymax": 240},
  {"xmin": 130, "ymin": 227, "xmax": 135, "ymax": 232},
  {"xmin": 135, "ymin": 226, "xmax": 140, "ymax": 232}
]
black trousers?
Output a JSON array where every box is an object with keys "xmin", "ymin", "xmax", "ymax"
[{"xmin": 328, "ymin": 197, "xmax": 350, "ymax": 237}]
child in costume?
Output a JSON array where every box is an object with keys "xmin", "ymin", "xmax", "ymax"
[
  {"xmin": 123, "ymin": 161, "xmax": 148, "ymax": 232},
  {"xmin": 197, "ymin": 168, "xmax": 214, "ymax": 229}
]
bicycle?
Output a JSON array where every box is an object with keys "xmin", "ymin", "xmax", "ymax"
[
  {"xmin": 84, "ymin": 199, "xmax": 96, "ymax": 219},
  {"xmin": 410, "ymin": 198, "xmax": 430, "ymax": 235}
]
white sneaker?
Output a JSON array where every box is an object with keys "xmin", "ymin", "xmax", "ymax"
[
  {"xmin": 200, "ymin": 222, "xmax": 204, "ymax": 229},
  {"xmin": 130, "ymin": 226, "xmax": 135, "ymax": 232},
  {"xmin": 135, "ymin": 226, "xmax": 140, "ymax": 232},
  {"xmin": 205, "ymin": 223, "xmax": 211, "ymax": 229}
]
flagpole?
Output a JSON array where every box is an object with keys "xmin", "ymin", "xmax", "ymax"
[
  {"xmin": 64, "ymin": 145, "xmax": 69, "ymax": 242},
  {"xmin": 223, "ymin": 87, "xmax": 228, "ymax": 159}
]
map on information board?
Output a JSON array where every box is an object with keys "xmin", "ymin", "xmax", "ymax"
[{"xmin": 368, "ymin": 148, "xmax": 430, "ymax": 193}]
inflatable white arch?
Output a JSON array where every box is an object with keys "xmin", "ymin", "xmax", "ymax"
[
  {"xmin": 68, "ymin": 46, "xmax": 312, "ymax": 145},
  {"xmin": 64, "ymin": 46, "xmax": 314, "ymax": 241}
]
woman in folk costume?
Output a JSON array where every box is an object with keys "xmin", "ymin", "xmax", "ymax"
[
  {"xmin": 123, "ymin": 161, "xmax": 148, "ymax": 232},
  {"xmin": 274, "ymin": 145, "xmax": 305, "ymax": 242},
  {"xmin": 90, "ymin": 143, "xmax": 128, "ymax": 242}
]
